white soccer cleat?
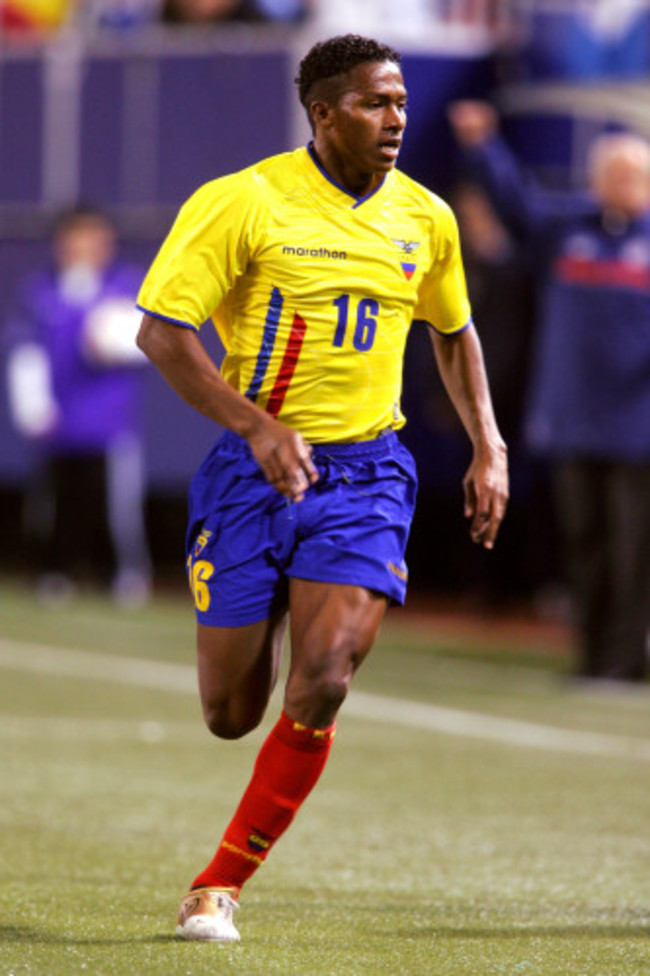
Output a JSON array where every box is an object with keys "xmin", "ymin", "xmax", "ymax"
[{"xmin": 175, "ymin": 887, "xmax": 241, "ymax": 942}]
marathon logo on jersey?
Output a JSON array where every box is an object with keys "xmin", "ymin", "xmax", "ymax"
[
  {"xmin": 282, "ymin": 245, "xmax": 347, "ymax": 260},
  {"xmin": 392, "ymin": 238, "xmax": 421, "ymax": 280}
]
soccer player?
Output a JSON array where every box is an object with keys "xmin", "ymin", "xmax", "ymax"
[{"xmin": 136, "ymin": 34, "xmax": 508, "ymax": 942}]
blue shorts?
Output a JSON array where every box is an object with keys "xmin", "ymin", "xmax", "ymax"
[{"xmin": 185, "ymin": 430, "xmax": 418, "ymax": 626}]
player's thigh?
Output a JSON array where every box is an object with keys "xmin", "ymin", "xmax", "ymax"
[
  {"xmin": 197, "ymin": 606, "xmax": 288, "ymax": 739},
  {"xmin": 284, "ymin": 579, "xmax": 388, "ymax": 726}
]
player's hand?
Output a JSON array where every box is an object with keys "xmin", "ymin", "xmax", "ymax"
[
  {"xmin": 463, "ymin": 441, "xmax": 508, "ymax": 549},
  {"xmin": 447, "ymin": 101, "xmax": 498, "ymax": 148},
  {"xmin": 247, "ymin": 417, "xmax": 319, "ymax": 502}
]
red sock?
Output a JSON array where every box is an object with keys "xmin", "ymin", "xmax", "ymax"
[{"xmin": 191, "ymin": 710, "xmax": 335, "ymax": 895}]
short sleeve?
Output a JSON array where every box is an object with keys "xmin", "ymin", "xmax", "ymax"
[
  {"xmin": 413, "ymin": 201, "xmax": 472, "ymax": 336},
  {"xmin": 137, "ymin": 172, "xmax": 266, "ymax": 330}
]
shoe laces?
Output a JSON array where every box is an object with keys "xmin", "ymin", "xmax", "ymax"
[{"xmin": 208, "ymin": 889, "xmax": 238, "ymax": 921}]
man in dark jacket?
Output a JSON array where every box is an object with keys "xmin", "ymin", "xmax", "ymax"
[{"xmin": 449, "ymin": 101, "xmax": 650, "ymax": 682}]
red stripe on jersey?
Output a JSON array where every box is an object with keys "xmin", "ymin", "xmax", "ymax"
[
  {"xmin": 266, "ymin": 312, "xmax": 307, "ymax": 418},
  {"xmin": 556, "ymin": 255, "xmax": 650, "ymax": 291}
]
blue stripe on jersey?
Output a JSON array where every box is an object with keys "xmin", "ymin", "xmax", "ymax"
[
  {"xmin": 351, "ymin": 178, "xmax": 386, "ymax": 209},
  {"xmin": 136, "ymin": 304, "xmax": 198, "ymax": 330},
  {"xmin": 245, "ymin": 286, "xmax": 284, "ymax": 402}
]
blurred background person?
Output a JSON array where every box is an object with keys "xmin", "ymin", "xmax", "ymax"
[
  {"xmin": 5, "ymin": 206, "xmax": 152, "ymax": 607},
  {"xmin": 401, "ymin": 178, "xmax": 546, "ymax": 609},
  {"xmin": 314, "ymin": 0, "xmax": 432, "ymax": 32},
  {"xmin": 160, "ymin": 0, "xmax": 254, "ymax": 21},
  {"xmin": 160, "ymin": 0, "xmax": 307, "ymax": 23},
  {"xmin": 83, "ymin": 0, "xmax": 162, "ymax": 30},
  {"xmin": 0, "ymin": 0, "xmax": 74, "ymax": 33},
  {"xmin": 449, "ymin": 100, "xmax": 650, "ymax": 682},
  {"xmin": 450, "ymin": 180, "xmax": 533, "ymax": 452},
  {"xmin": 449, "ymin": 179, "xmax": 548, "ymax": 607}
]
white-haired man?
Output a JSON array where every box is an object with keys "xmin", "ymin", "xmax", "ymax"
[{"xmin": 450, "ymin": 101, "xmax": 650, "ymax": 683}]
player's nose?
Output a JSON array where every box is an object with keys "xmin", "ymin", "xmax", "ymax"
[{"xmin": 384, "ymin": 103, "xmax": 406, "ymax": 131}]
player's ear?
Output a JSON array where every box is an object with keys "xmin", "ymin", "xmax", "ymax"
[{"xmin": 310, "ymin": 99, "xmax": 335, "ymax": 130}]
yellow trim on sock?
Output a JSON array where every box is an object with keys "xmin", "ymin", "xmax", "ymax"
[
  {"xmin": 221, "ymin": 840, "xmax": 264, "ymax": 866},
  {"xmin": 292, "ymin": 721, "xmax": 335, "ymax": 740},
  {"xmin": 190, "ymin": 885, "xmax": 237, "ymax": 895}
]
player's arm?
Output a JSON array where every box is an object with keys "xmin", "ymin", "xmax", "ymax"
[
  {"xmin": 136, "ymin": 314, "xmax": 317, "ymax": 501},
  {"xmin": 429, "ymin": 323, "xmax": 508, "ymax": 549}
]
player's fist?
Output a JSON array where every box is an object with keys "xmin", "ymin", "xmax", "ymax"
[
  {"xmin": 447, "ymin": 101, "xmax": 498, "ymax": 148},
  {"xmin": 248, "ymin": 417, "xmax": 318, "ymax": 503}
]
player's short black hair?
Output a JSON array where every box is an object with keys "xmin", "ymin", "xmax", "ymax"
[{"xmin": 295, "ymin": 34, "xmax": 401, "ymax": 112}]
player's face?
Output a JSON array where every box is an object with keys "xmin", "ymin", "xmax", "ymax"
[{"xmin": 316, "ymin": 60, "xmax": 407, "ymax": 193}]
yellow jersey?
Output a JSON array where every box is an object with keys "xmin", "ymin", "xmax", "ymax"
[{"xmin": 137, "ymin": 145, "xmax": 471, "ymax": 443}]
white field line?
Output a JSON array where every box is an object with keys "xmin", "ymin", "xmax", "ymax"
[
  {"xmin": 0, "ymin": 715, "xmax": 204, "ymax": 742},
  {"xmin": 347, "ymin": 692, "xmax": 650, "ymax": 763},
  {"xmin": 0, "ymin": 637, "xmax": 197, "ymax": 693},
  {"xmin": 1, "ymin": 638, "xmax": 649, "ymax": 762}
]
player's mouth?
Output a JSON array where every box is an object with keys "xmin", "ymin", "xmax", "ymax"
[{"xmin": 378, "ymin": 138, "xmax": 401, "ymax": 161}]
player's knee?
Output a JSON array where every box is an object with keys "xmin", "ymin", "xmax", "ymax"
[
  {"xmin": 317, "ymin": 673, "xmax": 350, "ymax": 712},
  {"xmin": 286, "ymin": 670, "xmax": 350, "ymax": 723},
  {"xmin": 202, "ymin": 701, "xmax": 263, "ymax": 740}
]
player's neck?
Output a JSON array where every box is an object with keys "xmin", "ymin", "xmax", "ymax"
[{"xmin": 309, "ymin": 141, "xmax": 382, "ymax": 199}]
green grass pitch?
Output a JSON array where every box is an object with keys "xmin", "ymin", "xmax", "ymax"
[{"xmin": 0, "ymin": 582, "xmax": 649, "ymax": 975}]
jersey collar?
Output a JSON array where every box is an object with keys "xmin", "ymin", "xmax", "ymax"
[{"xmin": 306, "ymin": 142, "xmax": 387, "ymax": 209}]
